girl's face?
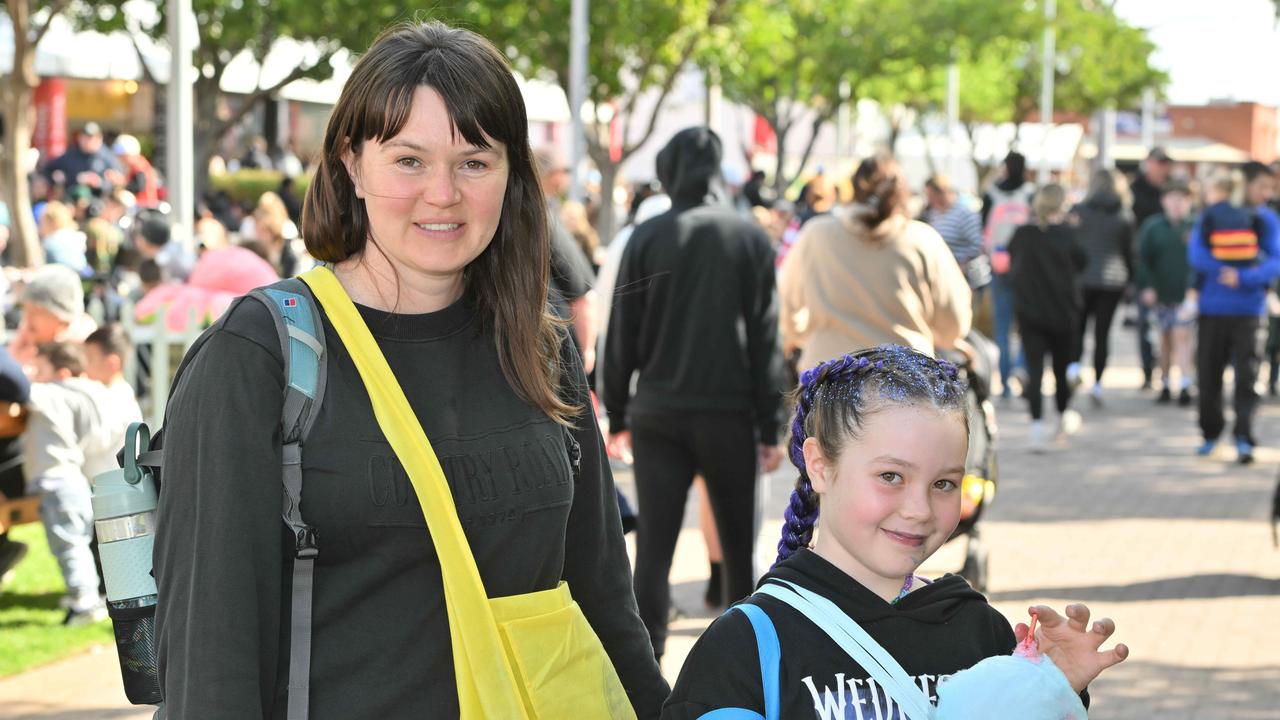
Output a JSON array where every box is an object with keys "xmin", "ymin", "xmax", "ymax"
[{"xmin": 805, "ymin": 404, "xmax": 967, "ymax": 601}]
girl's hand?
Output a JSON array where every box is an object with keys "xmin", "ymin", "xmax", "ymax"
[{"xmin": 1014, "ymin": 604, "xmax": 1129, "ymax": 692}]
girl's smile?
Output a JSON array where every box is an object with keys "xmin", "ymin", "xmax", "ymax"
[{"xmin": 804, "ymin": 404, "xmax": 968, "ymax": 602}]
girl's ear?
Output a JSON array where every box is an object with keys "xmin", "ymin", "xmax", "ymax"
[{"xmin": 803, "ymin": 437, "xmax": 831, "ymax": 493}]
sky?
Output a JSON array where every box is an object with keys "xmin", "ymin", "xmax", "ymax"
[{"xmin": 1113, "ymin": 0, "xmax": 1280, "ymax": 106}]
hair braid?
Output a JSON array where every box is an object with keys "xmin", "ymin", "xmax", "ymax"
[{"xmin": 775, "ymin": 354, "xmax": 864, "ymax": 567}]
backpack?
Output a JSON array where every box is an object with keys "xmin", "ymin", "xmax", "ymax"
[
  {"xmin": 1200, "ymin": 206, "xmax": 1264, "ymax": 267},
  {"xmin": 984, "ymin": 184, "xmax": 1034, "ymax": 275},
  {"xmin": 126, "ymin": 277, "xmax": 328, "ymax": 718}
]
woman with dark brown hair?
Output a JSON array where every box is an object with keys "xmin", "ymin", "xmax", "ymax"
[
  {"xmin": 778, "ymin": 153, "xmax": 973, "ymax": 371},
  {"xmin": 152, "ymin": 21, "xmax": 667, "ymax": 718}
]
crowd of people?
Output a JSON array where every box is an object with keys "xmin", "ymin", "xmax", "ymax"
[
  {"xmin": 0, "ymin": 122, "xmax": 323, "ymax": 628},
  {"xmin": 24, "ymin": 18, "xmax": 1280, "ymax": 720}
]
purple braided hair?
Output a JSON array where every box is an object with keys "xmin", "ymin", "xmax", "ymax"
[{"xmin": 773, "ymin": 346, "xmax": 967, "ymax": 568}]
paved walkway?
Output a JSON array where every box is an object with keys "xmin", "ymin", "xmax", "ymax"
[{"xmin": 2, "ymin": 332, "xmax": 1277, "ymax": 719}]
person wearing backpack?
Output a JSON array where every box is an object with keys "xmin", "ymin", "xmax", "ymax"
[
  {"xmin": 1071, "ymin": 169, "xmax": 1135, "ymax": 407},
  {"xmin": 981, "ymin": 151, "xmax": 1034, "ymax": 400},
  {"xmin": 151, "ymin": 22, "xmax": 667, "ymax": 719},
  {"xmin": 1190, "ymin": 167, "xmax": 1280, "ymax": 464}
]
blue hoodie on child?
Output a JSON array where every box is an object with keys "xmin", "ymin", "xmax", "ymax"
[{"xmin": 1188, "ymin": 202, "xmax": 1280, "ymax": 317}]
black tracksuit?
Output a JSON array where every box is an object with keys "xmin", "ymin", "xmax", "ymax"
[
  {"xmin": 603, "ymin": 127, "xmax": 787, "ymax": 659},
  {"xmin": 663, "ymin": 550, "xmax": 1089, "ymax": 719}
]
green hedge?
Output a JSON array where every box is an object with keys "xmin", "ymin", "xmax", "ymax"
[{"xmin": 208, "ymin": 170, "xmax": 313, "ymax": 206}]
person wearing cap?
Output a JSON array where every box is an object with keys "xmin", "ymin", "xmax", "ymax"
[
  {"xmin": 1130, "ymin": 147, "xmax": 1174, "ymax": 389},
  {"xmin": 43, "ymin": 122, "xmax": 124, "ymax": 197},
  {"xmin": 1131, "ymin": 147, "xmax": 1172, "ymax": 229},
  {"xmin": 9, "ymin": 264, "xmax": 98, "ymax": 371},
  {"xmin": 1136, "ymin": 179, "xmax": 1196, "ymax": 406},
  {"xmin": 111, "ymin": 134, "xmax": 160, "ymax": 208}
]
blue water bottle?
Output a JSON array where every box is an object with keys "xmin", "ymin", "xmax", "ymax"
[{"xmin": 91, "ymin": 422, "xmax": 162, "ymax": 704}]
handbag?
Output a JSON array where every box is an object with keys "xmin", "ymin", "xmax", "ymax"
[{"xmin": 301, "ymin": 267, "xmax": 636, "ymax": 720}]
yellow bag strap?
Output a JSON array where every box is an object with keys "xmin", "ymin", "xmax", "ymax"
[{"xmin": 300, "ymin": 267, "xmax": 528, "ymax": 719}]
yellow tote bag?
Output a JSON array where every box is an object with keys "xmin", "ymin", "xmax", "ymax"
[{"xmin": 301, "ymin": 267, "xmax": 636, "ymax": 720}]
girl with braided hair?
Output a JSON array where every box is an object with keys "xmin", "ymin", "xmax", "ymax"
[{"xmin": 663, "ymin": 346, "xmax": 1128, "ymax": 720}]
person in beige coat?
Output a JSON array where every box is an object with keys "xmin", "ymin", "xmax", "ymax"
[{"xmin": 780, "ymin": 154, "xmax": 973, "ymax": 372}]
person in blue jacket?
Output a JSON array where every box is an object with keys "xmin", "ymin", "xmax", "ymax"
[{"xmin": 1188, "ymin": 168, "xmax": 1280, "ymax": 463}]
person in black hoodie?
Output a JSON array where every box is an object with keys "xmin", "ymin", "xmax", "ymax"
[
  {"xmin": 664, "ymin": 346, "xmax": 1128, "ymax": 719},
  {"xmin": 1009, "ymin": 184, "xmax": 1088, "ymax": 450},
  {"xmin": 603, "ymin": 126, "xmax": 787, "ymax": 660},
  {"xmin": 1071, "ymin": 169, "xmax": 1135, "ymax": 406}
]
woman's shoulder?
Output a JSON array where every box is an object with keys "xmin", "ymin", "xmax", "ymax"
[{"xmin": 197, "ymin": 290, "xmax": 290, "ymax": 367}]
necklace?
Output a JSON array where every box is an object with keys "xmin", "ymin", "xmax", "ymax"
[{"xmin": 890, "ymin": 575, "xmax": 914, "ymax": 605}]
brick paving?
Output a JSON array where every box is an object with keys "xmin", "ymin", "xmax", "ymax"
[{"xmin": 2, "ymin": 332, "xmax": 1277, "ymax": 718}]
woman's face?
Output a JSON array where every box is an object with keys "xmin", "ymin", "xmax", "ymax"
[{"xmin": 345, "ymin": 86, "xmax": 509, "ymax": 296}]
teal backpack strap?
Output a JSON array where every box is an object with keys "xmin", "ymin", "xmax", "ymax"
[
  {"xmin": 697, "ymin": 603, "xmax": 781, "ymax": 720},
  {"xmin": 756, "ymin": 581, "xmax": 936, "ymax": 719},
  {"xmin": 249, "ymin": 278, "xmax": 327, "ymax": 720}
]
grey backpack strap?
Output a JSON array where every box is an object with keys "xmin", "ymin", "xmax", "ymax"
[{"xmin": 251, "ymin": 279, "xmax": 328, "ymax": 720}]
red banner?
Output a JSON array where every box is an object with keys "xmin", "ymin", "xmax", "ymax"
[
  {"xmin": 609, "ymin": 100, "xmax": 623, "ymax": 163},
  {"xmin": 753, "ymin": 114, "xmax": 777, "ymax": 155},
  {"xmin": 32, "ymin": 78, "xmax": 68, "ymax": 164}
]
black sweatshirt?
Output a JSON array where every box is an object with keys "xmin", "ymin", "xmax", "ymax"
[
  {"xmin": 1008, "ymin": 223, "xmax": 1088, "ymax": 332},
  {"xmin": 603, "ymin": 127, "xmax": 787, "ymax": 441},
  {"xmin": 664, "ymin": 549, "xmax": 1088, "ymax": 720},
  {"xmin": 153, "ymin": 290, "xmax": 668, "ymax": 718}
]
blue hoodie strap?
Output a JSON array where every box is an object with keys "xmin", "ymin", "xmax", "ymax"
[{"xmin": 696, "ymin": 603, "xmax": 780, "ymax": 720}]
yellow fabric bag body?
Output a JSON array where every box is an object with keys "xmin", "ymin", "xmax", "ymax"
[{"xmin": 301, "ymin": 267, "xmax": 636, "ymax": 720}]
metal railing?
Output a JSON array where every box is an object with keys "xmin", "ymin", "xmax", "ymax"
[{"xmin": 88, "ymin": 298, "xmax": 205, "ymax": 427}]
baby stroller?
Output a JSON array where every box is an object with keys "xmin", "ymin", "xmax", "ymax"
[{"xmin": 941, "ymin": 331, "xmax": 1000, "ymax": 593}]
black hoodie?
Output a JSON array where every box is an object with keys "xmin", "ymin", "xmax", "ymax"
[
  {"xmin": 1072, "ymin": 192, "xmax": 1134, "ymax": 290},
  {"xmin": 603, "ymin": 127, "xmax": 786, "ymax": 440},
  {"xmin": 664, "ymin": 549, "xmax": 1030, "ymax": 720}
]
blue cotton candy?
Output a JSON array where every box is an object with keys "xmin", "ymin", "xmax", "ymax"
[{"xmin": 935, "ymin": 652, "xmax": 1087, "ymax": 720}]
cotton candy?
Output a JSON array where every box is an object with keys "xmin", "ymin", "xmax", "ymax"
[{"xmin": 935, "ymin": 649, "xmax": 1087, "ymax": 720}]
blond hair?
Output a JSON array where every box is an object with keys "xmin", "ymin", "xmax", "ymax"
[
  {"xmin": 1032, "ymin": 184, "xmax": 1067, "ymax": 225},
  {"xmin": 1207, "ymin": 168, "xmax": 1244, "ymax": 205},
  {"xmin": 40, "ymin": 201, "xmax": 76, "ymax": 232}
]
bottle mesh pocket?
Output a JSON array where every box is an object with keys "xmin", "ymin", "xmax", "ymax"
[{"xmin": 108, "ymin": 602, "xmax": 162, "ymax": 705}]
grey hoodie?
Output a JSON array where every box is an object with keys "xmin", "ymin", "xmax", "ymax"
[{"xmin": 24, "ymin": 377, "xmax": 117, "ymax": 493}]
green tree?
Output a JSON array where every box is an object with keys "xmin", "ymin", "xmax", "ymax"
[
  {"xmin": 711, "ymin": 0, "xmax": 1012, "ymax": 194},
  {"xmin": 2, "ymin": 0, "xmax": 70, "ymax": 267},
  {"xmin": 866, "ymin": 0, "xmax": 1165, "ymax": 184},
  {"xmin": 85, "ymin": 0, "xmax": 404, "ymax": 197},
  {"xmin": 709, "ymin": 0, "xmax": 876, "ymax": 194},
  {"xmin": 1008, "ymin": 0, "xmax": 1166, "ymax": 127},
  {"xmin": 860, "ymin": 0, "xmax": 1027, "ymax": 161},
  {"xmin": 453, "ymin": 0, "xmax": 731, "ymax": 240}
]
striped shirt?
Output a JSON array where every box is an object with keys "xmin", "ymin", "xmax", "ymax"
[{"xmin": 923, "ymin": 203, "xmax": 989, "ymax": 288}]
